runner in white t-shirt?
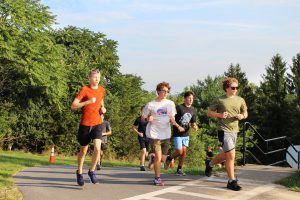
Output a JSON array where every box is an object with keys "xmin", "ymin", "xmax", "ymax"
[{"xmin": 142, "ymin": 82, "xmax": 178, "ymax": 186}]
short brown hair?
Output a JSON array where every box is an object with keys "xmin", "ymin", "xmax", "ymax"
[
  {"xmin": 222, "ymin": 77, "xmax": 238, "ymax": 91},
  {"xmin": 184, "ymin": 91, "xmax": 194, "ymax": 98},
  {"xmin": 156, "ymin": 82, "xmax": 171, "ymax": 92},
  {"xmin": 89, "ymin": 68, "xmax": 101, "ymax": 77}
]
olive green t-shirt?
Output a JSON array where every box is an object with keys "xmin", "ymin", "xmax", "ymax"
[{"xmin": 209, "ymin": 95, "xmax": 247, "ymax": 133}]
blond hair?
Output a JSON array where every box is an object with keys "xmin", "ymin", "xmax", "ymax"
[{"xmin": 89, "ymin": 68, "xmax": 101, "ymax": 77}]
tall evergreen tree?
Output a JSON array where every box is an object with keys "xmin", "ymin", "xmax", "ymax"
[
  {"xmin": 285, "ymin": 53, "xmax": 300, "ymax": 144},
  {"xmin": 287, "ymin": 53, "xmax": 300, "ymax": 104},
  {"xmin": 257, "ymin": 54, "xmax": 288, "ymax": 139}
]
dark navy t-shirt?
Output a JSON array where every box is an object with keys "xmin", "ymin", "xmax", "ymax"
[
  {"xmin": 173, "ymin": 104, "xmax": 196, "ymax": 137},
  {"xmin": 133, "ymin": 116, "xmax": 148, "ymax": 139}
]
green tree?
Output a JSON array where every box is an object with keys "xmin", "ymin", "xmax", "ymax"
[
  {"xmin": 287, "ymin": 53, "xmax": 300, "ymax": 104},
  {"xmin": 53, "ymin": 26, "xmax": 120, "ymax": 96},
  {"xmin": 0, "ymin": 0, "xmax": 68, "ymax": 151},
  {"xmin": 257, "ymin": 54, "xmax": 288, "ymax": 139},
  {"xmin": 105, "ymin": 74, "xmax": 153, "ymax": 159},
  {"xmin": 190, "ymin": 75, "xmax": 224, "ymax": 132},
  {"xmin": 0, "ymin": 102, "xmax": 17, "ymax": 149},
  {"xmin": 286, "ymin": 53, "xmax": 300, "ymax": 144},
  {"xmin": 0, "ymin": 0, "xmax": 67, "ymax": 107}
]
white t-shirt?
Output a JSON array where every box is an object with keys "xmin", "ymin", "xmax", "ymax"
[{"xmin": 142, "ymin": 99, "xmax": 176, "ymax": 140}]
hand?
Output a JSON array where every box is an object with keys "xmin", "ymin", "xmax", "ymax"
[
  {"xmin": 90, "ymin": 97, "xmax": 96, "ymax": 104},
  {"xmin": 221, "ymin": 112, "xmax": 228, "ymax": 119},
  {"xmin": 101, "ymin": 107, "xmax": 106, "ymax": 114},
  {"xmin": 178, "ymin": 126, "xmax": 185, "ymax": 132},
  {"xmin": 235, "ymin": 114, "xmax": 244, "ymax": 120},
  {"xmin": 138, "ymin": 132, "xmax": 144, "ymax": 137},
  {"xmin": 193, "ymin": 126, "xmax": 198, "ymax": 131}
]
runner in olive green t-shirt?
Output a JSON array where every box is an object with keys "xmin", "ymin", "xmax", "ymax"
[{"xmin": 206, "ymin": 77, "xmax": 248, "ymax": 191}]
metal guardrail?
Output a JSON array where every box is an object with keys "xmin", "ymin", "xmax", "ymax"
[{"xmin": 242, "ymin": 122, "xmax": 300, "ymax": 169}]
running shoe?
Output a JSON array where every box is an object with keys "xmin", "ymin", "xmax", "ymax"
[
  {"xmin": 96, "ymin": 162, "xmax": 101, "ymax": 170},
  {"xmin": 76, "ymin": 170, "xmax": 84, "ymax": 186},
  {"xmin": 140, "ymin": 166, "xmax": 146, "ymax": 171},
  {"xmin": 88, "ymin": 169, "xmax": 99, "ymax": 184},
  {"xmin": 164, "ymin": 155, "xmax": 172, "ymax": 170},
  {"xmin": 153, "ymin": 178, "xmax": 165, "ymax": 186},
  {"xmin": 175, "ymin": 169, "xmax": 186, "ymax": 176},
  {"xmin": 227, "ymin": 179, "xmax": 242, "ymax": 191}
]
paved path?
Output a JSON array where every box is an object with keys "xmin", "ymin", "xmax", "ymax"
[{"xmin": 13, "ymin": 164, "xmax": 300, "ymax": 200}]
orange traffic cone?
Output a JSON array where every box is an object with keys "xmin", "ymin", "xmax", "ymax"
[
  {"xmin": 170, "ymin": 159, "xmax": 174, "ymax": 168},
  {"xmin": 49, "ymin": 145, "xmax": 55, "ymax": 164}
]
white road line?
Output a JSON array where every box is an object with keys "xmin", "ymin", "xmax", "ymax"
[
  {"xmin": 120, "ymin": 186, "xmax": 184, "ymax": 200},
  {"xmin": 181, "ymin": 181, "xmax": 228, "ymax": 191},
  {"xmin": 172, "ymin": 190, "xmax": 224, "ymax": 200},
  {"xmin": 204, "ymin": 177, "xmax": 268, "ymax": 186},
  {"xmin": 187, "ymin": 185, "xmax": 230, "ymax": 191},
  {"xmin": 143, "ymin": 197, "xmax": 170, "ymax": 200},
  {"xmin": 121, "ymin": 176, "xmax": 276, "ymax": 200}
]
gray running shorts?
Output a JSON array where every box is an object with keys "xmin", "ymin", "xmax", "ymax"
[{"xmin": 217, "ymin": 130, "xmax": 237, "ymax": 152}]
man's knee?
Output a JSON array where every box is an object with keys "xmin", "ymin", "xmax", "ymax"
[
  {"xmin": 141, "ymin": 148, "xmax": 147, "ymax": 154},
  {"xmin": 79, "ymin": 145, "xmax": 88, "ymax": 154},
  {"xmin": 78, "ymin": 151, "xmax": 86, "ymax": 157},
  {"xmin": 155, "ymin": 152, "xmax": 162, "ymax": 162},
  {"xmin": 176, "ymin": 148, "xmax": 184, "ymax": 155},
  {"xmin": 93, "ymin": 146, "xmax": 101, "ymax": 154}
]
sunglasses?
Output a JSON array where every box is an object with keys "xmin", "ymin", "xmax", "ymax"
[
  {"xmin": 159, "ymin": 90, "xmax": 169, "ymax": 93},
  {"xmin": 230, "ymin": 87, "xmax": 239, "ymax": 90}
]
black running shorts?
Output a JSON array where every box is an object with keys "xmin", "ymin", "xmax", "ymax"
[
  {"xmin": 77, "ymin": 124, "xmax": 103, "ymax": 146},
  {"xmin": 138, "ymin": 137, "xmax": 150, "ymax": 151}
]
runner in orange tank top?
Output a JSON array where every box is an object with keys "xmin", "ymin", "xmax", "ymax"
[{"xmin": 71, "ymin": 69, "xmax": 106, "ymax": 186}]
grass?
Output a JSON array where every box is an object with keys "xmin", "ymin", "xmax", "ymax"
[{"xmin": 276, "ymin": 171, "xmax": 300, "ymax": 192}]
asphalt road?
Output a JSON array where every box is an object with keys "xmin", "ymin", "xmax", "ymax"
[{"xmin": 13, "ymin": 164, "xmax": 300, "ymax": 200}]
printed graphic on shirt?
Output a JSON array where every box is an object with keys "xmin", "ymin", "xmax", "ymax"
[
  {"xmin": 179, "ymin": 113, "xmax": 192, "ymax": 126},
  {"xmin": 157, "ymin": 107, "xmax": 168, "ymax": 115}
]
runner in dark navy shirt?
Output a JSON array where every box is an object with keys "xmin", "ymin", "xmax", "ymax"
[{"xmin": 132, "ymin": 106, "xmax": 149, "ymax": 171}]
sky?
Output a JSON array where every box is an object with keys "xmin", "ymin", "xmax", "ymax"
[{"xmin": 41, "ymin": 0, "xmax": 300, "ymax": 93}]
